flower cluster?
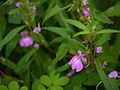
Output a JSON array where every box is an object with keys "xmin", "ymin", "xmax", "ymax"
[
  {"xmin": 82, "ymin": 0, "xmax": 90, "ymax": 17},
  {"xmin": 19, "ymin": 27, "xmax": 41, "ymax": 49},
  {"xmin": 15, "ymin": 1, "xmax": 36, "ymax": 15},
  {"xmin": 69, "ymin": 46, "xmax": 103, "ymax": 73},
  {"xmin": 19, "ymin": 31, "xmax": 33, "ymax": 47}
]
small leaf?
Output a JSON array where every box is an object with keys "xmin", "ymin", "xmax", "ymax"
[
  {"xmin": 54, "ymin": 76, "xmax": 69, "ymax": 86},
  {"xmin": 20, "ymin": 86, "xmax": 28, "ymax": 90},
  {"xmin": 0, "ymin": 26, "xmax": 25, "ymax": 48},
  {"xmin": 97, "ymin": 29, "xmax": 120, "ymax": 34},
  {"xmin": 50, "ymin": 86, "xmax": 63, "ymax": 90},
  {"xmin": 40, "ymin": 75, "xmax": 51, "ymax": 87},
  {"xmin": 73, "ymin": 31, "xmax": 90, "ymax": 37},
  {"xmin": 0, "ymin": 85, "xmax": 8, "ymax": 90},
  {"xmin": 8, "ymin": 81, "xmax": 19, "ymax": 90},
  {"xmin": 32, "ymin": 80, "xmax": 46, "ymax": 90},
  {"xmin": 65, "ymin": 19, "xmax": 89, "ymax": 31},
  {"xmin": 49, "ymin": 70, "xmax": 60, "ymax": 83}
]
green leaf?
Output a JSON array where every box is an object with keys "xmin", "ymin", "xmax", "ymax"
[
  {"xmin": 5, "ymin": 34, "xmax": 19, "ymax": 57},
  {"xmin": 40, "ymin": 75, "xmax": 51, "ymax": 87},
  {"xmin": 54, "ymin": 76, "xmax": 69, "ymax": 86},
  {"xmin": 0, "ymin": 85, "xmax": 8, "ymax": 90},
  {"xmin": 0, "ymin": 57, "xmax": 16, "ymax": 70},
  {"xmin": 97, "ymin": 34, "xmax": 111, "ymax": 45},
  {"xmin": 8, "ymin": 14, "xmax": 21, "ymax": 24},
  {"xmin": 0, "ymin": 26, "xmax": 25, "ymax": 48},
  {"xmin": 9, "ymin": 8, "xmax": 19, "ymax": 14},
  {"xmin": 94, "ymin": 60, "xmax": 119, "ymax": 90},
  {"xmin": 56, "ymin": 43, "xmax": 68, "ymax": 61},
  {"xmin": 0, "ymin": 16, "xmax": 6, "ymax": 36},
  {"xmin": 97, "ymin": 29, "xmax": 120, "ymax": 34},
  {"xmin": 8, "ymin": 81, "xmax": 19, "ymax": 90},
  {"xmin": 42, "ymin": 27, "xmax": 71, "ymax": 39},
  {"xmin": 50, "ymin": 86, "xmax": 63, "ymax": 90},
  {"xmin": 49, "ymin": 71, "xmax": 60, "ymax": 83},
  {"xmin": 84, "ymin": 70, "xmax": 100, "ymax": 86},
  {"xmin": 73, "ymin": 31, "xmax": 90, "ymax": 37},
  {"xmin": 65, "ymin": 19, "xmax": 89, "ymax": 31},
  {"xmin": 20, "ymin": 86, "xmax": 28, "ymax": 90},
  {"xmin": 105, "ymin": 4, "xmax": 120, "ymax": 17},
  {"xmin": 42, "ymin": 5, "xmax": 71, "ymax": 24},
  {"xmin": 15, "ymin": 49, "xmax": 35, "ymax": 74},
  {"xmin": 92, "ymin": 11, "xmax": 113, "ymax": 24},
  {"xmin": 57, "ymin": 63, "xmax": 70, "ymax": 72},
  {"xmin": 64, "ymin": 39, "xmax": 85, "ymax": 51},
  {"xmin": 32, "ymin": 80, "xmax": 46, "ymax": 90}
]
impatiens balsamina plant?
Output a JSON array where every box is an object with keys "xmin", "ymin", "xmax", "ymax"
[{"xmin": 0, "ymin": 0, "xmax": 120, "ymax": 90}]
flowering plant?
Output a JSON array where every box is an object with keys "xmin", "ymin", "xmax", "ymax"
[{"xmin": 0, "ymin": 0, "xmax": 120, "ymax": 90}]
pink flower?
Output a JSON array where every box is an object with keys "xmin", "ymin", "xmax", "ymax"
[
  {"xmin": 15, "ymin": 2, "xmax": 21, "ymax": 8},
  {"xmin": 33, "ymin": 27, "xmax": 41, "ymax": 34},
  {"xmin": 34, "ymin": 43, "xmax": 39, "ymax": 49},
  {"xmin": 19, "ymin": 31, "xmax": 33, "ymax": 47},
  {"xmin": 82, "ymin": 8, "xmax": 90, "ymax": 17},
  {"xmin": 83, "ymin": 0, "xmax": 88, "ymax": 5},
  {"xmin": 69, "ymin": 50, "xmax": 86, "ymax": 72},
  {"xmin": 108, "ymin": 71, "xmax": 120, "ymax": 78},
  {"xmin": 96, "ymin": 46, "xmax": 102, "ymax": 53}
]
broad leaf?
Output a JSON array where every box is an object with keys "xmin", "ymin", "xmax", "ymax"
[
  {"xmin": 105, "ymin": 4, "xmax": 120, "ymax": 17},
  {"xmin": 42, "ymin": 27, "xmax": 71, "ymax": 39},
  {"xmin": 94, "ymin": 60, "xmax": 119, "ymax": 90},
  {"xmin": 42, "ymin": 5, "xmax": 71, "ymax": 24}
]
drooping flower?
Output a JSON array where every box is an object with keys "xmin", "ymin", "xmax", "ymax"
[
  {"xmin": 33, "ymin": 27, "xmax": 41, "ymax": 34},
  {"xmin": 67, "ymin": 70, "xmax": 75, "ymax": 77},
  {"xmin": 69, "ymin": 50, "xmax": 86, "ymax": 72},
  {"xmin": 15, "ymin": 2, "xmax": 21, "ymax": 8},
  {"xmin": 108, "ymin": 71, "xmax": 120, "ymax": 78},
  {"xmin": 82, "ymin": 8, "xmax": 90, "ymax": 17},
  {"xmin": 19, "ymin": 31, "xmax": 33, "ymax": 47},
  {"xmin": 96, "ymin": 46, "xmax": 102, "ymax": 53},
  {"xmin": 82, "ymin": 0, "xmax": 88, "ymax": 5},
  {"xmin": 34, "ymin": 43, "xmax": 39, "ymax": 49}
]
